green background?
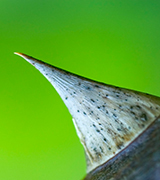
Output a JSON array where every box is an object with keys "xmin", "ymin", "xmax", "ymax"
[{"xmin": 0, "ymin": 1, "xmax": 160, "ymax": 179}]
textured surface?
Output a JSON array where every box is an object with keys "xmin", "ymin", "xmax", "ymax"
[
  {"xmin": 15, "ymin": 53, "xmax": 160, "ymax": 173},
  {"xmin": 84, "ymin": 116, "xmax": 160, "ymax": 180},
  {"xmin": 1, "ymin": 1, "xmax": 160, "ymax": 179}
]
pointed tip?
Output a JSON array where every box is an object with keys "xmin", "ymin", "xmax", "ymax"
[
  {"xmin": 14, "ymin": 52, "xmax": 30, "ymax": 59},
  {"xmin": 14, "ymin": 52, "xmax": 44, "ymax": 67}
]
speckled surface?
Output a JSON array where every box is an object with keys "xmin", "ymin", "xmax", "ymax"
[
  {"xmin": 15, "ymin": 53, "xmax": 160, "ymax": 174},
  {"xmin": 84, "ymin": 116, "xmax": 160, "ymax": 180}
]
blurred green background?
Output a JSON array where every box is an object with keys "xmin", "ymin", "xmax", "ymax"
[{"xmin": 0, "ymin": 0, "xmax": 160, "ymax": 180}]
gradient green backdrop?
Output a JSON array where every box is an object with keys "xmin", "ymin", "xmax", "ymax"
[{"xmin": 0, "ymin": 1, "xmax": 160, "ymax": 180}]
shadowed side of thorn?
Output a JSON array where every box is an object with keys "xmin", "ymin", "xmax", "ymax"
[{"xmin": 84, "ymin": 116, "xmax": 160, "ymax": 180}]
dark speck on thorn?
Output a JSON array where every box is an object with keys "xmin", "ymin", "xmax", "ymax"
[
  {"xmin": 140, "ymin": 114, "xmax": 147, "ymax": 121},
  {"xmin": 91, "ymin": 99, "xmax": 95, "ymax": 103},
  {"xmin": 113, "ymin": 113, "xmax": 117, "ymax": 118},
  {"xmin": 94, "ymin": 85, "xmax": 100, "ymax": 88},
  {"xmin": 136, "ymin": 105, "xmax": 141, "ymax": 109}
]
